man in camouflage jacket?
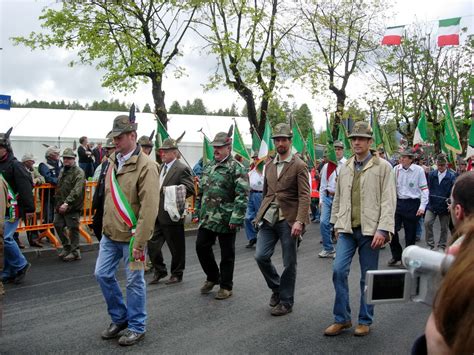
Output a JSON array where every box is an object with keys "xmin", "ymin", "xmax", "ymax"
[
  {"xmin": 195, "ymin": 130, "xmax": 249, "ymax": 300},
  {"xmin": 53, "ymin": 148, "xmax": 85, "ymax": 262}
]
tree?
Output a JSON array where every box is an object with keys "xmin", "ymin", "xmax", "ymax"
[
  {"xmin": 13, "ymin": 1, "xmax": 199, "ymax": 129},
  {"xmin": 191, "ymin": 98, "xmax": 207, "ymax": 115},
  {"xmin": 168, "ymin": 100, "xmax": 183, "ymax": 114},
  {"xmin": 142, "ymin": 103, "xmax": 152, "ymax": 113},
  {"xmin": 293, "ymin": 103, "xmax": 314, "ymax": 138},
  {"xmin": 297, "ymin": 0, "xmax": 387, "ymax": 137},
  {"xmin": 200, "ymin": 0, "xmax": 296, "ymax": 136}
]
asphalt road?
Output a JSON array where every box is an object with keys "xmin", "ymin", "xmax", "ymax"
[{"xmin": 1, "ymin": 223, "xmax": 432, "ymax": 354}]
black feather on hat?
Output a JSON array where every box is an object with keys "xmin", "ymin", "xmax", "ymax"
[
  {"xmin": 227, "ymin": 125, "xmax": 233, "ymax": 138},
  {"xmin": 176, "ymin": 131, "xmax": 186, "ymax": 143},
  {"xmin": 129, "ymin": 103, "xmax": 136, "ymax": 123}
]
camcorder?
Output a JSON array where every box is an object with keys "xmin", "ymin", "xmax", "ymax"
[{"xmin": 365, "ymin": 246, "xmax": 454, "ymax": 306}]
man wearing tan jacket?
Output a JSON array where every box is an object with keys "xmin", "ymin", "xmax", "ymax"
[
  {"xmin": 94, "ymin": 114, "xmax": 160, "ymax": 346},
  {"xmin": 254, "ymin": 123, "xmax": 311, "ymax": 316},
  {"xmin": 325, "ymin": 121, "xmax": 396, "ymax": 337}
]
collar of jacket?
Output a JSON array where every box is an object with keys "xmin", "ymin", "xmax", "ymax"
[
  {"xmin": 110, "ymin": 145, "xmax": 141, "ymax": 173},
  {"xmin": 345, "ymin": 154, "xmax": 380, "ymax": 172}
]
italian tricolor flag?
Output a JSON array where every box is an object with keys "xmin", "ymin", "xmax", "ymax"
[
  {"xmin": 438, "ymin": 17, "xmax": 461, "ymax": 47},
  {"xmin": 382, "ymin": 26, "xmax": 404, "ymax": 45},
  {"xmin": 413, "ymin": 111, "xmax": 428, "ymax": 146}
]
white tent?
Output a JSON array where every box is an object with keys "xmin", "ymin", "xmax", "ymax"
[{"xmin": 0, "ymin": 108, "xmax": 252, "ymax": 166}]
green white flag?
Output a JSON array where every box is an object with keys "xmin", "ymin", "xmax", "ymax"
[
  {"xmin": 467, "ymin": 119, "xmax": 474, "ymax": 158},
  {"xmin": 232, "ymin": 123, "xmax": 250, "ymax": 161},
  {"xmin": 291, "ymin": 119, "xmax": 306, "ymax": 154},
  {"xmin": 337, "ymin": 124, "xmax": 352, "ymax": 158},
  {"xmin": 203, "ymin": 136, "xmax": 214, "ymax": 164},
  {"xmin": 325, "ymin": 118, "xmax": 338, "ymax": 179},
  {"xmin": 251, "ymin": 130, "xmax": 261, "ymax": 157},
  {"xmin": 443, "ymin": 104, "xmax": 462, "ymax": 154},
  {"xmin": 306, "ymin": 128, "xmax": 316, "ymax": 168},
  {"xmin": 156, "ymin": 118, "xmax": 170, "ymax": 149},
  {"xmin": 413, "ymin": 111, "xmax": 428, "ymax": 145},
  {"xmin": 258, "ymin": 119, "xmax": 274, "ymax": 160}
]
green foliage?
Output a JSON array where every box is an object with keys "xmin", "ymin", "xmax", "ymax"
[
  {"xmin": 142, "ymin": 103, "xmax": 152, "ymax": 113},
  {"xmin": 12, "ymin": 98, "xmax": 132, "ymax": 111}
]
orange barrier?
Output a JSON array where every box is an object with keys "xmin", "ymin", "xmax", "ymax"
[{"xmin": 17, "ymin": 181, "xmax": 97, "ymax": 248}]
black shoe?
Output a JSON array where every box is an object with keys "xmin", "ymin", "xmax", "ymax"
[
  {"xmin": 271, "ymin": 303, "xmax": 292, "ymax": 316},
  {"xmin": 387, "ymin": 258, "xmax": 401, "ymax": 267},
  {"xmin": 269, "ymin": 292, "xmax": 280, "ymax": 307},
  {"xmin": 14, "ymin": 263, "xmax": 31, "ymax": 284},
  {"xmin": 149, "ymin": 272, "xmax": 168, "ymax": 285},
  {"xmin": 118, "ymin": 329, "xmax": 145, "ymax": 346},
  {"xmin": 245, "ymin": 239, "xmax": 257, "ymax": 248},
  {"xmin": 101, "ymin": 322, "xmax": 128, "ymax": 340}
]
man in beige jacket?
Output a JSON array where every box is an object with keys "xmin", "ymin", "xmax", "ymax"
[
  {"xmin": 94, "ymin": 114, "xmax": 160, "ymax": 346},
  {"xmin": 324, "ymin": 121, "xmax": 396, "ymax": 337}
]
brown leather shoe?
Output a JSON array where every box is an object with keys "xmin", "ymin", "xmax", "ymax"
[
  {"xmin": 271, "ymin": 303, "xmax": 292, "ymax": 316},
  {"xmin": 149, "ymin": 272, "xmax": 168, "ymax": 285},
  {"xmin": 165, "ymin": 276, "xmax": 182, "ymax": 285},
  {"xmin": 354, "ymin": 324, "xmax": 370, "ymax": 336},
  {"xmin": 324, "ymin": 321, "xmax": 352, "ymax": 336}
]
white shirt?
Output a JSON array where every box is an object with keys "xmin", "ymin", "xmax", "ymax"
[
  {"xmin": 159, "ymin": 158, "xmax": 177, "ymax": 189},
  {"xmin": 116, "ymin": 149, "xmax": 135, "ymax": 171},
  {"xmin": 248, "ymin": 168, "xmax": 264, "ymax": 191},
  {"xmin": 394, "ymin": 163, "xmax": 429, "ymax": 211},
  {"xmin": 320, "ymin": 157, "xmax": 347, "ymax": 194},
  {"xmin": 437, "ymin": 169, "xmax": 447, "ymax": 184}
]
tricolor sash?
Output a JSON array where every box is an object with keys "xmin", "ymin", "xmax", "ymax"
[
  {"xmin": 109, "ymin": 167, "xmax": 137, "ymax": 234},
  {"xmin": 1, "ymin": 173, "xmax": 19, "ymax": 222}
]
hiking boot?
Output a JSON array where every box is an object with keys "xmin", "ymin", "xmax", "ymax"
[
  {"xmin": 271, "ymin": 303, "xmax": 292, "ymax": 316},
  {"xmin": 101, "ymin": 322, "xmax": 128, "ymax": 340},
  {"xmin": 318, "ymin": 249, "xmax": 335, "ymax": 258},
  {"xmin": 269, "ymin": 292, "xmax": 280, "ymax": 307},
  {"xmin": 200, "ymin": 281, "xmax": 217, "ymax": 294},
  {"xmin": 324, "ymin": 321, "xmax": 352, "ymax": 336},
  {"xmin": 118, "ymin": 329, "xmax": 145, "ymax": 346},
  {"xmin": 215, "ymin": 288, "xmax": 232, "ymax": 300},
  {"xmin": 354, "ymin": 324, "xmax": 370, "ymax": 336}
]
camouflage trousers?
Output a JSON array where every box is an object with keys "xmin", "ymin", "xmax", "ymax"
[{"xmin": 0, "ymin": 236, "xmax": 4, "ymax": 295}]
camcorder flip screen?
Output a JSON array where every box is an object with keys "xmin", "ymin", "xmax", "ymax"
[{"xmin": 372, "ymin": 273, "xmax": 406, "ymax": 300}]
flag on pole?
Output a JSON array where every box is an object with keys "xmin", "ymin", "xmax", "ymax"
[
  {"xmin": 258, "ymin": 119, "xmax": 274, "ymax": 161},
  {"xmin": 382, "ymin": 25, "xmax": 404, "ymax": 45},
  {"xmin": 306, "ymin": 128, "xmax": 317, "ymax": 168},
  {"xmin": 372, "ymin": 116, "xmax": 384, "ymax": 149},
  {"xmin": 466, "ymin": 119, "xmax": 474, "ymax": 157},
  {"xmin": 382, "ymin": 129, "xmax": 393, "ymax": 158},
  {"xmin": 443, "ymin": 104, "xmax": 462, "ymax": 154},
  {"xmin": 325, "ymin": 118, "xmax": 337, "ymax": 180},
  {"xmin": 291, "ymin": 118, "xmax": 306, "ymax": 154},
  {"xmin": 202, "ymin": 135, "xmax": 214, "ymax": 164},
  {"xmin": 232, "ymin": 122, "xmax": 251, "ymax": 161},
  {"xmin": 413, "ymin": 111, "xmax": 428, "ymax": 146},
  {"xmin": 438, "ymin": 17, "xmax": 461, "ymax": 47},
  {"xmin": 251, "ymin": 130, "xmax": 261, "ymax": 157},
  {"xmin": 156, "ymin": 118, "xmax": 170, "ymax": 149},
  {"xmin": 337, "ymin": 124, "xmax": 352, "ymax": 158}
]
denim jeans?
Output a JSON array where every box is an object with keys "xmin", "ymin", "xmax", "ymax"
[
  {"xmin": 244, "ymin": 191, "xmax": 263, "ymax": 241},
  {"xmin": 310, "ymin": 198, "xmax": 320, "ymax": 221},
  {"xmin": 2, "ymin": 219, "xmax": 28, "ymax": 280},
  {"xmin": 332, "ymin": 228, "xmax": 379, "ymax": 325},
  {"xmin": 255, "ymin": 221, "xmax": 297, "ymax": 307},
  {"xmin": 94, "ymin": 235, "xmax": 146, "ymax": 333},
  {"xmin": 320, "ymin": 194, "xmax": 334, "ymax": 252}
]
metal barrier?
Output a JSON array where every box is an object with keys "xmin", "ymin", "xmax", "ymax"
[{"xmin": 16, "ymin": 181, "xmax": 97, "ymax": 248}]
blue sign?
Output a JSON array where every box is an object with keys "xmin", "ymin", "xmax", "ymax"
[{"xmin": 0, "ymin": 95, "xmax": 11, "ymax": 110}]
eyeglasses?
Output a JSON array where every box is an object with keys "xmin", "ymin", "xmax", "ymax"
[{"xmin": 446, "ymin": 198, "xmax": 452, "ymax": 205}]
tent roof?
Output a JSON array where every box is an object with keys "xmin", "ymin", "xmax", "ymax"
[{"xmin": 0, "ymin": 108, "xmax": 252, "ymax": 144}]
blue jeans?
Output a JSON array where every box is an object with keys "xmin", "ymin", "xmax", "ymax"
[
  {"xmin": 332, "ymin": 228, "xmax": 379, "ymax": 325},
  {"xmin": 255, "ymin": 221, "xmax": 297, "ymax": 307},
  {"xmin": 2, "ymin": 219, "xmax": 28, "ymax": 280},
  {"xmin": 94, "ymin": 235, "xmax": 146, "ymax": 333},
  {"xmin": 320, "ymin": 194, "xmax": 334, "ymax": 252},
  {"xmin": 244, "ymin": 192, "xmax": 263, "ymax": 241}
]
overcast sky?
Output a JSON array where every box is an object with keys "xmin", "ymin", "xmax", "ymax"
[{"xmin": 0, "ymin": 0, "xmax": 472, "ymax": 130}]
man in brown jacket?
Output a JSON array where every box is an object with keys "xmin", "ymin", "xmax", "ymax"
[
  {"xmin": 94, "ymin": 114, "xmax": 160, "ymax": 346},
  {"xmin": 254, "ymin": 123, "xmax": 311, "ymax": 316}
]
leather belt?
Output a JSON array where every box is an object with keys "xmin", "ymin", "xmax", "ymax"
[
  {"xmin": 326, "ymin": 191, "xmax": 335, "ymax": 197},
  {"xmin": 250, "ymin": 190, "xmax": 263, "ymax": 193}
]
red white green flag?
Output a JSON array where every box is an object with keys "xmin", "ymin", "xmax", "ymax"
[
  {"xmin": 438, "ymin": 17, "xmax": 461, "ymax": 47},
  {"xmin": 109, "ymin": 168, "xmax": 137, "ymax": 234},
  {"xmin": 413, "ymin": 111, "xmax": 428, "ymax": 146},
  {"xmin": 382, "ymin": 26, "xmax": 404, "ymax": 45}
]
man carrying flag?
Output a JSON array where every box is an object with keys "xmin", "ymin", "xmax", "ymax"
[
  {"xmin": 95, "ymin": 114, "xmax": 160, "ymax": 346},
  {"xmin": 319, "ymin": 140, "xmax": 346, "ymax": 258}
]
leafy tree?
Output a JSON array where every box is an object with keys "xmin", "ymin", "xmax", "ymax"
[
  {"xmin": 168, "ymin": 101, "xmax": 183, "ymax": 114},
  {"xmin": 13, "ymin": 0, "xmax": 199, "ymax": 129},
  {"xmin": 293, "ymin": 103, "xmax": 314, "ymax": 138},
  {"xmin": 296, "ymin": 0, "xmax": 387, "ymax": 137},
  {"xmin": 191, "ymin": 98, "xmax": 207, "ymax": 115},
  {"xmin": 200, "ymin": 0, "xmax": 296, "ymax": 136},
  {"xmin": 142, "ymin": 103, "xmax": 152, "ymax": 113}
]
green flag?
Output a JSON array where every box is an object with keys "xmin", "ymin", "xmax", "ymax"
[
  {"xmin": 371, "ymin": 114, "xmax": 383, "ymax": 149},
  {"xmin": 443, "ymin": 104, "xmax": 462, "ymax": 154},
  {"xmin": 337, "ymin": 124, "xmax": 352, "ymax": 158},
  {"xmin": 291, "ymin": 119, "xmax": 306, "ymax": 154},
  {"xmin": 156, "ymin": 118, "xmax": 170, "ymax": 149},
  {"xmin": 232, "ymin": 122, "xmax": 251, "ymax": 161},
  {"xmin": 467, "ymin": 119, "xmax": 474, "ymax": 158},
  {"xmin": 203, "ymin": 135, "xmax": 214, "ymax": 164},
  {"xmin": 306, "ymin": 128, "xmax": 316, "ymax": 168},
  {"xmin": 382, "ymin": 129, "xmax": 393, "ymax": 158},
  {"xmin": 258, "ymin": 119, "xmax": 274, "ymax": 160},
  {"xmin": 325, "ymin": 118, "xmax": 337, "ymax": 165},
  {"xmin": 413, "ymin": 111, "xmax": 428, "ymax": 145},
  {"xmin": 251, "ymin": 130, "xmax": 261, "ymax": 157}
]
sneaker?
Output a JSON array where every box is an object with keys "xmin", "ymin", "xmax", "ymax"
[
  {"xmin": 118, "ymin": 329, "xmax": 145, "ymax": 346},
  {"xmin": 200, "ymin": 281, "xmax": 217, "ymax": 294},
  {"xmin": 354, "ymin": 324, "xmax": 370, "ymax": 336},
  {"xmin": 63, "ymin": 251, "xmax": 81, "ymax": 262},
  {"xmin": 318, "ymin": 249, "xmax": 335, "ymax": 258},
  {"xmin": 215, "ymin": 288, "xmax": 233, "ymax": 300},
  {"xmin": 101, "ymin": 322, "xmax": 128, "ymax": 340},
  {"xmin": 58, "ymin": 249, "xmax": 70, "ymax": 259},
  {"xmin": 387, "ymin": 258, "xmax": 402, "ymax": 267}
]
